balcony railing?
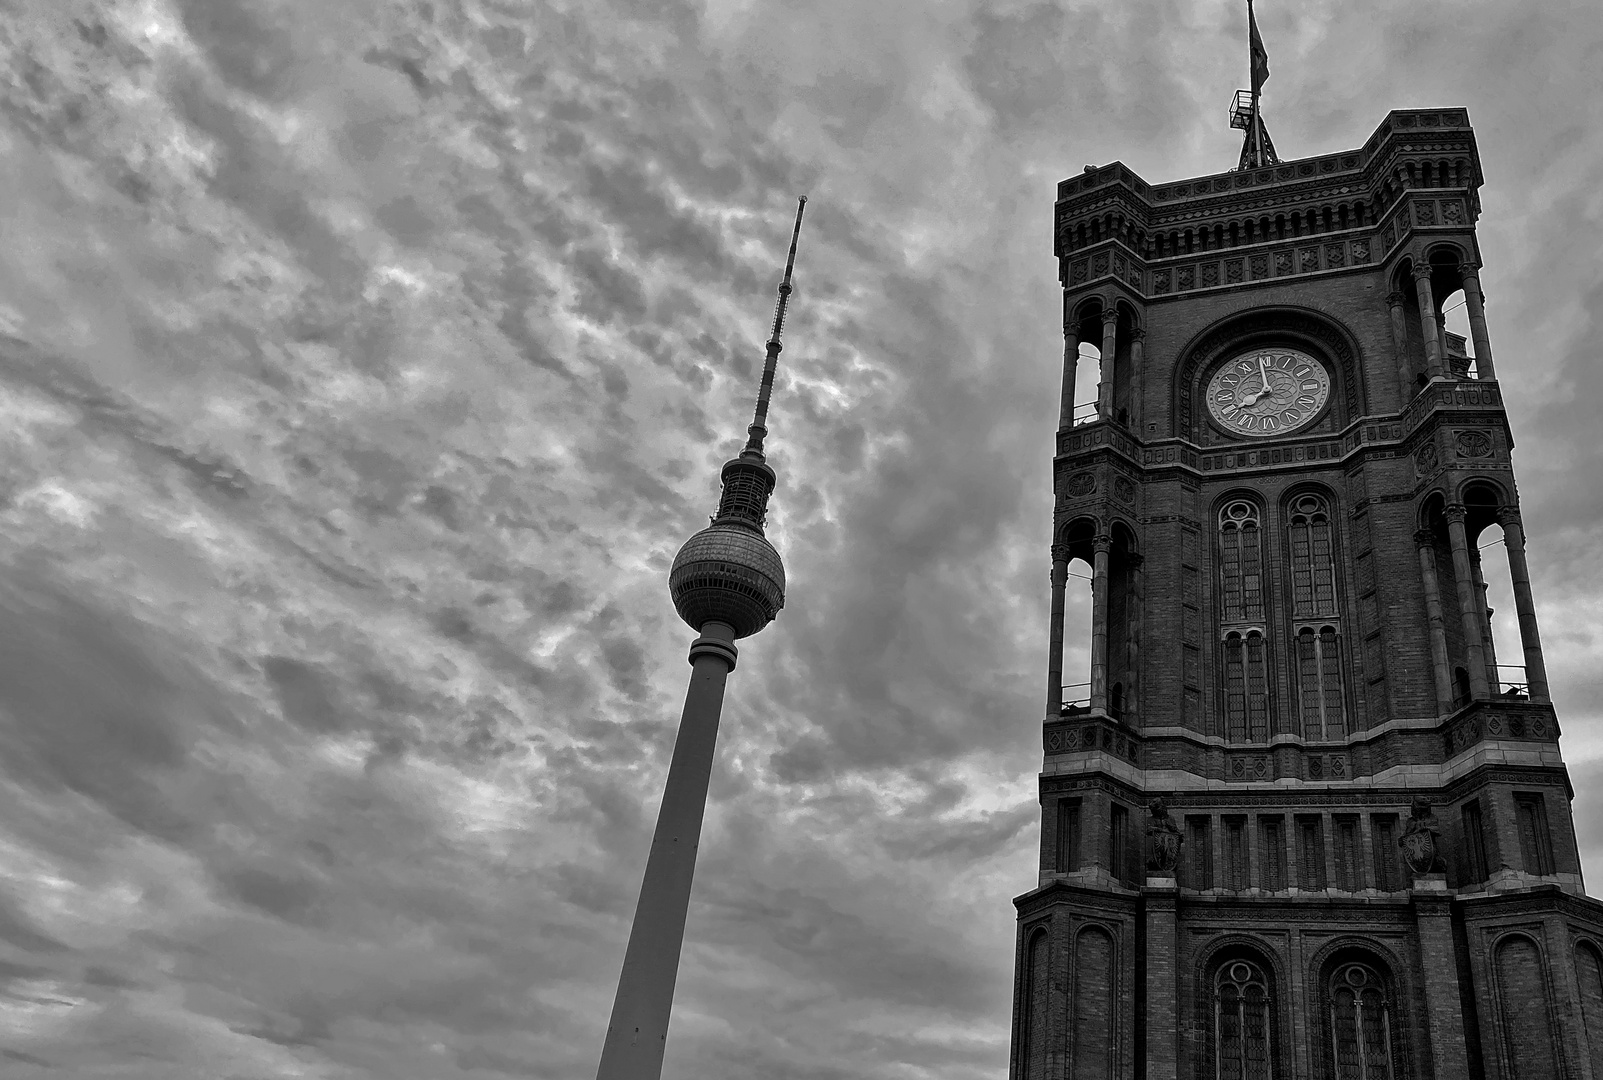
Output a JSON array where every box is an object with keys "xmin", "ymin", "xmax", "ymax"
[
  {"xmin": 1062, "ymin": 681, "xmax": 1091, "ymax": 712},
  {"xmin": 1494, "ymin": 665, "xmax": 1529, "ymax": 699}
]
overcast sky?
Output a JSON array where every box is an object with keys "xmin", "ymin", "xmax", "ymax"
[{"xmin": 0, "ymin": 1, "xmax": 1600, "ymax": 1077}]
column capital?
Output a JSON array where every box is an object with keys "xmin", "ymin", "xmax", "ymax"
[
  {"xmin": 1129, "ymin": 326, "xmax": 1147, "ymax": 343},
  {"xmin": 1386, "ymin": 290, "xmax": 1407, "ymax": 308},
  {"xmin": 1414, "ymin": 528, "xmax": 1437, "ymax": 550},
  {"xmin": 1127, "ymin": 552, "xmax": 1146, "ymax": 569},
  {"xmin": 1093, "ymin": 533, "xmax": 1113, "ymax": 554},
  {"xmin": 1051, "ymin": 542, "xmax": 1072, "ymax": 563},
  {"xmin": 1444, "ymin": 503, "xmax": 1468, "ymax": 524},
  {"xmin": 1458, "ymin": 261, "xmax": 1483, "ymax": 278},
  {"xmin": 1495, "ymin": 505, "xmax": 1524, "ymax": 531},
  {"xmin": 1411, "ymin": 262, "xmax": 1434, "ymax": 282},
  {"xmin": 1100, "ymin": 307, "xmax": 1120, "ymax": 326}
]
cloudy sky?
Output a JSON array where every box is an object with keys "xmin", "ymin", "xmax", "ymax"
[{"xmin": 0, "ymin": 0, "xmax": 1600, "ymax": 1077}]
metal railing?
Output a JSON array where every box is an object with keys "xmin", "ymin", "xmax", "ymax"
[
  {"xmin": 1071, "ymin": 400, "xmax": 1099, "ymax": 425},
  {"xmin": 1062, "ymin": 681, "xmax": 1091, "ymax": 711},
  {"xmin": 1494, "ymin": 665, "xmax": 1529, "ymax": 699}
]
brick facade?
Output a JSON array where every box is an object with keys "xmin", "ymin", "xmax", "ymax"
[{"xmin": 1012, "ymin": 110, "xmax": 1603, "ymax": 1079}]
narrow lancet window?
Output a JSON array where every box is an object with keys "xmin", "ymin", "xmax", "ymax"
[{"xmin": 1220, "ymin": 502, "xmax": 1270, "ymax": 743}]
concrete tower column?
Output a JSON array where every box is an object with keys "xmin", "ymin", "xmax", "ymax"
[
  {"xmin": 1445, "ymin": 504, "xmax": 1491, "ymax": 700},
  {"xmin": 1460, "ymin": 262, "xmax": 1496, "ymax": 379},
  {"xmin": 1387, "ymin": 290, "xmax": 1413, "ymax": 400},
  {"xmin": 1412, "ymin": 263, "xmax": 1444, "ymax": 380},
  {"xmin": 597, "ymin": 624, "xmax": 737, "ymax": 1080},
  {"xmin": 1499, "ymin": 508, "xmax": 1551, "ymax": 701},
  {"xmin": 1128, "ymin": 327, "xmax": 1146, "ymax": 433},
  {"xmin": 1090, "ymin": 533, "xmax": 1111, "ymax": 713},
  {"xmin": 1059, "ymin": 315, "xmax": 1079, "ymax": 432},
  {"xmin": 1047, "ymin": 543, "xmax": 1070, "ymax": 717},
  {"xmin": 1097, "ymin": 308, "xmax": 1118, "ymax": 420},
  {"xmin": 1415, "ymin": 530, "xmax": 1456, "ymax": 712}
]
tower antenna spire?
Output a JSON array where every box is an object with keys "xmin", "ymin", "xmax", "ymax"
[{"xmin": 745, "ymin": 195, "xmax": 808, "ymax": 458}]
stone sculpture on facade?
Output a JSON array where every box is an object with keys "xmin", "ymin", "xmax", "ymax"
[
  {"xmin": 1145, "ymin": 797, "xmax": 1184, "ymax": 875},
  {"xmin": 1398, "ymin": 795, "xmax": 1444, "ymax": 877}
]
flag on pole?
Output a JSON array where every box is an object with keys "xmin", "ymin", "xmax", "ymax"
[{"xmin": 1249, "ymin": 0, "xmax": 1270, "ymax": 93}]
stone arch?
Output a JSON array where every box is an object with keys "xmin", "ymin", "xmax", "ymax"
[
  {"xmin": 1070, "ymin": 924, "xmax": 1118, "ymax": 1079},
  {"xmin": 1492, "ymin": 930, "xmax": 1563, "ymax": 1078},
  {"xmin": 1194, "ymin": 935, "xmax": 1288, "ymax": 1080},
  {"xmin": 1016, "ymin": 924, "xmax": 1052, "ymax": 1080},
  {"xmin": 1173, "ymin": 305, "xmax": 1365, "ymax": 443},
  {"xmin": 1306, "ymin": 938, "xmax": 1416, "ymax": 1080},
  {"xmin": 1575, "ymin": 936, "xmax": 1603, "ymax": 1078}
]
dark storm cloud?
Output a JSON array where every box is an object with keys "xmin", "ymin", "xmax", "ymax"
[{"xmin": 0, "ymin": 0, "xmax": 1597, "ymax": 1078}]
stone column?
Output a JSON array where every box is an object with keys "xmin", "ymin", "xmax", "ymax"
[
  {"xmin": 1413, "ymin": 264, "xmax": 1444, "ymax": 380},
  {"xmin": 1059, "ymin": 320, "xmax": 1079, "ymax": 432},
  {"xmin": 1460, "ymin": 262, "xmax": 1496, "ymax": 379},
  {"xmin": 1445, "ymin": 505, "xmax": 1491, "ymax": 700},
  {"xmin": 1090, "ymin": 533, "xmax": 1111, "ymax": 713},
  {"xmin": 1470, "ymin": 547, "xmax": 1500, "ymax": 690},
  {"xmin": 1097, "ymin": 308, "xmax": 1118, "ymax": 420},
  {"xmin": 1142, "ymin": 882, "xmax": 1179, "ymax": 1080},
  {"xmin": 1499, "ymin": 509, "xmax": 1551, "ymax": 701},
  {"xmin": 1412, "ymin": 889, "xmax": 1473, "ymax": 1076},
  {"xmin": 1047, "ymin": 544, "xmax": 1069, "ymax": 716},
  {"xmin": 1128, "ymin": 327, "xmax": 1146, "ymax": 432},
  {"xmin": 1387, "ymin": 290, "xmax": 1413, "ymax": 400},
  {"xmin": 1416, "ymin": 531, "xmax": 1456, "ymax": 712},
  {"xmin": 1126, "ymin": 553, "xmax": 1144, "ymax": 720}
]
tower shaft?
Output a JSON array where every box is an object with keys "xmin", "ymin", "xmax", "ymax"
[{"xmin": 595, "ymin": 625, "xmax": 736, "ymax": 1080}]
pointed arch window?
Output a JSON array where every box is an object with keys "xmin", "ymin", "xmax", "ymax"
[
  {"xmin": 1216, "ymin": 960, "xmax": 1274, "ymax": 1080},
  {"xmin": 1328, "ymin": 962, "xmax": 1395, "ymax": 1080},
  {"xmin": 1289, "ymin": 495, "xmax": 1338, "ymax": 618},
  {"xmin": 1296, "ymin": 626, "xmax": 1347, "ymax": 739}
]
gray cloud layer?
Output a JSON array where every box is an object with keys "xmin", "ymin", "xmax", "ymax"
[{"xmin": 0, "ymin": 0, "xmax": 1598, "ymax": 1077}]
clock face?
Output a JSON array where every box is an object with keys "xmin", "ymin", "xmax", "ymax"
[{"xmin": 1206, "ymin": 348, "xmax": 1331, "ymax": 438}]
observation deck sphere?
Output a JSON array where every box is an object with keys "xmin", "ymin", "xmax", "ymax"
[{"xmin": 668, "ymin": 523, "xmax": 786, "ymax": 639}]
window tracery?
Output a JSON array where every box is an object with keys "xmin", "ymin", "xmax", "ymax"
[
  {"xmin": 1288, "ymin": 495, "xmax": 1338, "ymax": 617},
  {"xmin": 1216, "ymin": 960, "xmax": 1274, "ymax": 1080},
  {"xmin": 1287, "ymin": 495, "xmax": 1347, "ymax": 738},
  {"xmin": 1220, "ymin": 501, "xmax": 1264, "ymax": 623},
  {"xmin": 1219, "ymin": 501, "xmax": 1270, "ymax": 742},
  {"xmin": 1328, "ymin": 962, "xmax": 1395, "ymax": 1080}
]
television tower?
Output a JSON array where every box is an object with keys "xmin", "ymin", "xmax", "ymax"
[{"xmin": 596, "ymin": 196, "xmax": 808, "ymax": 1080}]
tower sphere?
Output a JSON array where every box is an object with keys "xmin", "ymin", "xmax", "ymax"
[{"xmin": 668, "ymin": 521, "xmax": 785, "ymax": 639}]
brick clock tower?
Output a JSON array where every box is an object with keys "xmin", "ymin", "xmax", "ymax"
[{"xmin": 1011, "ymin": 108, "xmax": 1603, "ymax": 1079}]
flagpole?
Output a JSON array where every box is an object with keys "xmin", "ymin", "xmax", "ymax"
[{"xmin": 1249, "ymin": 0, "xmax": 1262, "ymax": 168}]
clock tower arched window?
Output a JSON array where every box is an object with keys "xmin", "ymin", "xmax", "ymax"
[
  {"xmin": 1286, "ymin": 494, "xmax": 1346, "ymax": 738},
  {"xmin": 1219, "ymin": 501, "xmax": 1270, "ymax": 742}
]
